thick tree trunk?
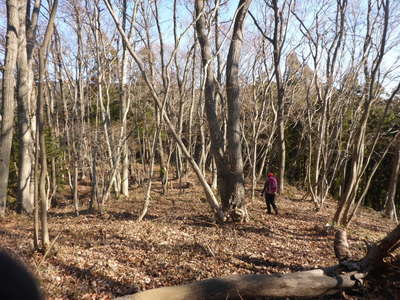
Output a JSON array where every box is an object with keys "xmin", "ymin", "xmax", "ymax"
[
  {"xmin": 194, "ymin": 0, "xmax": 225, "ymax": 183},
  {"xmin": 16, "ymin": 1, "xmax": 34, "ymax": 214},
  {"xmin": 195, "ymin": 0, "xmax": 251, "ymax": 222},
  {"xmin": 0, "ymin": 0, "xmax": 19, "ymax": 217},
  {"xmin": 223, "ymin": 0, "xmax": 251, "ymax": 221}
]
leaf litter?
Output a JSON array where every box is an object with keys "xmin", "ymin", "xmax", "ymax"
[{"xmin": 1, "ymin": 180, "xmax": 398, "ymax": 299}]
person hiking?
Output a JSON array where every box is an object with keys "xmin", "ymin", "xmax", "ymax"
[{"xmin": 261, "ymin": 172, "xmax": 279, "ymax": 215}]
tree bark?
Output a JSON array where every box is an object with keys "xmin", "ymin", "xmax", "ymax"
[
  {"xmin": 195, "ymin": 0, "xmax": 251, "ymax": 222},
  {"xmin": 0, "ymin": 0, "xmax": 19, "ymax": 217},
  {"xmin": 224, "ymin": 0, "xmax": 251, "ymax": 221},
  {"xmin": 16, "ymin": 0, "xmax": 35, "ymax": 214}
]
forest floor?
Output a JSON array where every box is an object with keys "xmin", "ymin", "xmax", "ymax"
[{"xmin": 1, "ymin": 175, "xmax": 399, "ymax": 300}]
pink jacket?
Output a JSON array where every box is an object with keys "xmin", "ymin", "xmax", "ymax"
[{"xmin": 262, "ymin": 176, "xmax": 278, "ymax": 194}]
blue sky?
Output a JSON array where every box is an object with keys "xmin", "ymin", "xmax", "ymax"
[{"xmin": 0, "ymin": 0, "xmax": 398, "ymax": 92}]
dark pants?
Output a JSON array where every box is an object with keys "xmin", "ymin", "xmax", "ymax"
[{"xmin": 265, "ymin": 193, "xmax": 278, "ymax": 214}]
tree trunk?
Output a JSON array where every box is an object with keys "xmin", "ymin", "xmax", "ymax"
[
  {"xmin": 384, "ymin": 134, "xmax": 400, "ymax": 221},
  {"xmin": 37, "ymin": 65, "xmax": 50, "ymax": 247},
  {"xmin": 137, "ymin": 129, "xmax": 158, "ymax": 222},
  {"xmin": 223, "ymin": 0, "xmax": 251, "ymax": 221},
  {"xmin": 195, "ymin": 0, "xmax": 251, "ymax": 222},
  {"xmin": 33, "ymin": 132, "xmax": 40, "ymax": 249},
  {"xmin": 89, "ymin": 146, "xmax": 98, "ymax": 213},
  {"xmin": 277, "ymin": 97, "xmax": 286, "ymax": 193},
  {"xmin": 120, "ymin": 0, "xmax": 130, "ymax": 197},
  {"xmin": 16, "ymin": 0, "xmax": 35, "ymax": 214},
  {"xmin": 73, "ymin": 165, "xmax": 79, "ymax": 216},
  {"xmin": 157, "ymin": 113, "xmax": 167, "ymax": 194},
  {"xmin": 0, "ymin": 0, "xmax": 19, "ymax": 217},
  {"xmin": 36, "ymin": 0, "xmax": 58, "ymax": 249},
  {"xmin": 271, "ymin": 0, "xmax": 287, "ymax": 193}
]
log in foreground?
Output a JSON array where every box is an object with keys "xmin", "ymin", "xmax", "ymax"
[
  {"xmin": 115, "ymin": 224, "xmax": 400, "ymax": 300},
  {"xmin": 115, "ymin": 266, "xmax": 364, "ymax": 300}
]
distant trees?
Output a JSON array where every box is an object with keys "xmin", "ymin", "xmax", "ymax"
[
  {"xmin": 333, "ymin": 0, "xmax": 397, "ymax": 227},
  {"xmin": 292, "ymin": 0, "xmax": 348, "ymax": 210},
  {"xmin": 249, "ymin": 0, "xmax": 295, "ymax": 193},
  {"xmin": 103, "ymin": 0, "xmax": 225, "ymax": 221}
]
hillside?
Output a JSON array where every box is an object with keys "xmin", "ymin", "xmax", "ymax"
[{"xmin": 1, "ymin": 179, "xmax": 398, "ymax": 300}]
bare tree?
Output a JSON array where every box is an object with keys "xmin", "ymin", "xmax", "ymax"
[
  {"xmin": 119, "ymin": 0, "xmax": 132, "ymax": 197},
  {"xmin": 250, "ymin": 0, "xmax": 295, "ymax": 192},
  {"xmin": 0, "ymin": 0, "xmax": 19, "ymax": 217},
  {"xmin": 16, "ymin": 0, "xmax": 40, "ymax": 213},
  {"xmin": 292, "ymin": 0, "xmax": 348, "ymax": 210},
  {"xmin": 72, "ymin": 0, "xmax": 84, "ymax": 215},
  {"xmin": 333, "ymin": 0, "xmax": 397, "ymax": 226},
  {"xmin": 195, "ymin": 0, "xmax": 252, "ymax": 222},
  {"xmin": 242, "ymin": 30, "xmax": 277, "ymax": 202},
  {"xmin": 103, "ymin": 0, "xmax": 225, "ymax": 221},
  {"xmin": 35, "ymin": 0, "xmax": 59, "ymax": 249}
]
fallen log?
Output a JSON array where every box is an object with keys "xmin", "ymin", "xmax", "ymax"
[
  {"xmin": 115, "ymin": 266, "xmax": 365, "ymax": 300},
  {"xmin": 115, "ymin": 224, "xmax": 400, "ymax": 300}
]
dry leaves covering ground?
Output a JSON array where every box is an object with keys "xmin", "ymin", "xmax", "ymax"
[{"xmin": 1, "ymin": 178, "xmax": 398, "ymax": 300}]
